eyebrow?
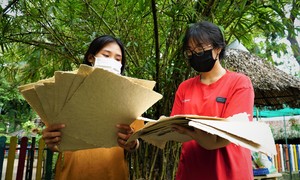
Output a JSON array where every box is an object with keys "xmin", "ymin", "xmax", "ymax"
[
  {"xmin": 187, "ymin": 44, "xmax": 212, "ymax": 49},
  {"xmin": 102, "ymin": 49, "xmax": 122, "ymax": 57}
]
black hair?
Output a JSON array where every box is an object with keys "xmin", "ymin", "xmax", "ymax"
[
  {"xmin": 182, "ymin": 21, "xmax": 226, "ymax": 60},
  {"xmin": 83, "ymin": 35, "xmax": 126, "ymax": 74}
]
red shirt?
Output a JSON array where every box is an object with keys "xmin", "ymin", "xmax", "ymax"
[{"xmin": 171, "ymin": 70, "xmax": 254, "ymax": 180}]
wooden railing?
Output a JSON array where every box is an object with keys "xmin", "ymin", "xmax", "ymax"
[
  {"xmin": 0, "ymin": 136, "xmax": 299, "ymax": 180},
  {"xmin": 273, "ymin": 144, "xmax": 299, "ymax": 173},
  {"xmin": 0, "ymin": 136, "xmax": 54, "ymax": 180}
]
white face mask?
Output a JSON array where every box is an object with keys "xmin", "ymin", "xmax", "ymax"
[{"xmin": 94, "ymin": 57, "xmax": 122, "ymax": 75}]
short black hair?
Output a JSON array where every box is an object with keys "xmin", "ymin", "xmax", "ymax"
[
  {"xmin": 83, "ymin": 35, "xmax": 126, "ymax": 74},
  {"xmin": 183, "ymin": 21, "xmax": 226, "ymax": 59}
]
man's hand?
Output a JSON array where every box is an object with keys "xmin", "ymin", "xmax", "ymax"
[{"xmin": 171, "ymin": 124, "xmax": 230, "ymax": 150}]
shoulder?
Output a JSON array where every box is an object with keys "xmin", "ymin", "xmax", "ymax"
[
  {"xmin": 177, "ymin": 76, "xmax": 198, "ymax": 89},
  {"xmin": 226, "ymin": 70, "xmax": 251, "ymax": 82},
  {"xmin": 226, "ymin": 70, "xmax": 248, "ymax": 78},
  {"xmin": 225, "ymin": 70, "xmax": 253, "ymax": 88}
]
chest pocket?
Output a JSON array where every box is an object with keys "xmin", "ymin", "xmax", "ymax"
[{"xmin": 216, "ymin": 96, "xmax": 227, "ymax": 117}]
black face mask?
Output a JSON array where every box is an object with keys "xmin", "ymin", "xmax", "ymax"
[{"xmin": 188, "ymin": 49, "xmax": 216, "ymax": 72}]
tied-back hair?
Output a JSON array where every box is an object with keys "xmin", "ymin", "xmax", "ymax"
[
  {"xmin": 183, "ymin": 21, "xmax": 226, "ymax": 60},
  {"xmin": 83, "ymin": 35, "xmax": 126, "ymax": 74}
]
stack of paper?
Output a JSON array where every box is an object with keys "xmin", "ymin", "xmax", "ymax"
[
  {"xmin": 128, "ymin": 113, "xmax": 276, "ymax": 156},
  {"xmin": 18, "ymin": 65, "xmax": 163, "ymax": 151}
]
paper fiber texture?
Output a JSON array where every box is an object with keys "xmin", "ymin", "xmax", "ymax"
[
  {"xmin": 19, "ymin": 65, "xmax": 162, "ymax": 151},
  {"xmin": 129, "ymin": 113, "xmax": 276, "ymax": 155},
  {"xmin": 127, "ymin": 115, "xmax": 224, "ymax": 147}
]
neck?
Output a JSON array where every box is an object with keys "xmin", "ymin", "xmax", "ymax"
[{"xmin": 200, "ymin": 61, "xmax": 226, "ymax": 84}]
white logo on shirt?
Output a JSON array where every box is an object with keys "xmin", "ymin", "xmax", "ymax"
[{"xmin": 182, "ymin": 99, "xmax": 190, "ymax": 102}]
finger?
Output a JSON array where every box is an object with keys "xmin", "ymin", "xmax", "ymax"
[
  {"xmin": 171, "ymin": 124, "xmax": 193, "ymax": 135},
  {"xmin": 117, "ymin": 137, "xmax": 128, "ymax": 146},
  {"xmin": 44, "ymin": 136, "xmax": 61, "ymax": 145},
  {"xmin": 117, "ymin": 138, "xmax": 135, "ymax": 149},
  {"xmin": 125, "ymin": 141, "xmax": 135, "ymax": 148},
  {"xmin": 42, "ymin": 131, "xmax": 62, "ymax": 139},
  {"xmin": 117, "ymin": 132, "xmax": 132, "ymax": 141},
  {"xmin": 194, "ymin": 129, "xmax": 208, "ymax": 136},
  {"xmin": 46, "ymin": 123, "xmax": 65, "ymax": 132},
  {"xmin": 126, "ymin": 139, "xmax": 136, "ymax": 144},
  {"xmin": 116, "ymin": 124, "xmax": 133, "ymax": 133}
]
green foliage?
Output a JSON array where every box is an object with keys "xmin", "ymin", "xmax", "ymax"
[
  {"xmin": 127, "ymin": 141, "xmax": 182, "ymax": 179},
  {"xmin": 0, "ymin": 76, "xmax": 36, "ymax": 133},
  {"xmin": 269, "ymin": 117, "xmax": 300, "ymax": 140},
  {"xmin": 20, "ymin": 120, "xmax": 44, "ymax": 146},
  {"xmin": 0, "ymin": 0, "xmax": 299, "ymax": 179},
  {"xmin": 0, "ymin": 133, "xmax": 11, "ymax": 143},
  {"xmin": 22, "ymin": 121, "xmax": 39, "ymax": 136},
  {"xmin": 290, "ymin": 118, "xmax": 300, "ymax": 132}
]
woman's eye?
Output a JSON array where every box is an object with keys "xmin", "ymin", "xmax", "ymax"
[{"xmin": 194, "ymin": 47, "xmax": 204, "ymax": 53}]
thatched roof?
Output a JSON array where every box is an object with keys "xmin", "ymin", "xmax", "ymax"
[{"xmin": 224, "ymin": 49, "xmax": 300, "ymax": 109}]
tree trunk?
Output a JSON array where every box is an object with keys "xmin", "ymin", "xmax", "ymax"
[{"xmin": 286, "ymin": 0, "xmax": 300, "ymax": 65}]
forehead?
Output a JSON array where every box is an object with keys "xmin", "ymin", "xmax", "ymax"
[
  {"xmin": 188, "ymin": 38, "xmax": 210, "ymax": 48},
  {"xmin": 100, "ymin": 42, "xmax": 122, "ymax": 55}
]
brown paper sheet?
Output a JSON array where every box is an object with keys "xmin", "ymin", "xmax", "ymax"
[
  {"xmin": 190, "ymin": 120, "xmax": 276, "ymax": 155},
  {"xmin": 19, "ymin": 65, "xmax": 162, "ymax": 151},
  {"xmin": 128, "ymin": 113, "xmax": 276, "ymax": 155},
  {"xmin": 54, "ymin": 71, "xmax": 77, "ymax": 116},
  {"xmin": 56, "ymin": 67, "xmax": 162, "ymax": 150},
  {"xmin": 35, "ymin": 82, "xmax": 56, "ymax": 123},
  {"xmin": 20, "ymin": 87, "xmax": 50, "ymax": 126}
]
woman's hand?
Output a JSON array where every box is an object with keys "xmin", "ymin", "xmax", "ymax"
[
  {"xmin": 171, "ymin": 124, "xmax": 230, "ymax": 150},
  {"xmin": 42, "ymin": 123, "xmax": 65, "ymax": 152},
  {"xmin": 116, "ymin": 124, "xmax": 139, "ymax": 152}
]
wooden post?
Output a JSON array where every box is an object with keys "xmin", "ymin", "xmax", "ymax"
[
  {"xmin": 5, "ymin": 136, "xmax": 17, "ymax": 180},
  {"xmin": 16, "ymin": 137, "xmax": 28, "ymax": 180},
  {"xmin": 44, "ymin": 148, "xmax": 53, "ymax": 180},
  {"xmin": 0, "ymin": 136, "xmax": 7, "ymax": 180},
  {"xmin": 25, "ymin": 137, "xmax": 36, "ymax": 180},
  {"xmin": 36, "ymin": 138, "xmax": 45, "ymax": 180}
]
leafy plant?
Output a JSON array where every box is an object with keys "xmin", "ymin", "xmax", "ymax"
[
  {"xmin": 0, "ymin": 76, "xmax": 36, "ymax": 133},
  {"xmin": 269, "ymin": 117, "xmax": 300, "ymax": 140}
]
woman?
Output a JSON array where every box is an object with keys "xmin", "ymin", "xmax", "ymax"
[
  {"xmin": 42, "ymin": 35, "xmax": 142, "ymax": 180},
  {"xmin": 171, "ymin": 21, "xmax": 254, "ymax": 179}
]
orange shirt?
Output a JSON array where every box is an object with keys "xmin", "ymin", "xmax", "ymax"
[{"xmin": 54, "ymin": 120, "xmax": 143, "ymax": 180}]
